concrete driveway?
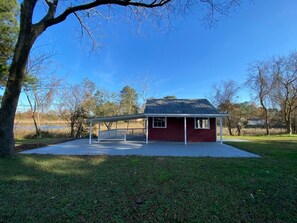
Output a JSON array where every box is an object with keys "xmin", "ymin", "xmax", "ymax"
[{"xmin": 20, "ymin": 139, "xmax": 259, "ymax": 158}]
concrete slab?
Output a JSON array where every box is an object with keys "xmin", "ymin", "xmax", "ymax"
[{"xmin": 20, "ymin": 139, "xmax": 259, "ymax": 158}]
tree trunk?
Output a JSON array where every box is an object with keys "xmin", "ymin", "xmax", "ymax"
[
  {"xmin": 264, "ymin": 108, "xmax": 269, "ymax": 135},
  {"xmin": 25, "ymin": 91, "xmax": 41, "ymax": 138},
  {"xmin": 0, "ymin": 0, "xmax": 42, "ymax": 157},
  {"xmin": 32, "ymin": 111, "xmax": 41, "ymax": 138},
  {"xmin": 285, "ymin": 119, "xmax": 292, "ymax": 134},
  {"xmin": 236, "ymin": 124, "xmax": 241, "ymax": 136},
  {"xmin": 70, "ymin": 121, "xmax": 75, "ymax": 138},
  {"xmin": 227, "ymin": 117, "xmax": 233, "ymax": 136},
  {"xmin": 292, "ymin": 115, "xmax": 297, "ymax": 134}
]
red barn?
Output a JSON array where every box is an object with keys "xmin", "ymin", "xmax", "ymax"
[
  {"xmin": 144, "ymin": 99, "xmax": 227, "ymax": 144},
  {"xmin": 89, "ymin": 99, "xmax": 227, "ymax": 145}
]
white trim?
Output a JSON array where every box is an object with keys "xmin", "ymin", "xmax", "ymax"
[
  {"xmin": 89, "ymin": 120, "xmax": 93, "ymax": 144},
  {"xmin": 146, "ymin": 117, "xmax": 148, "ymax": 144},
  {"xmin": 215, "ymin": 118, "xmax": 217, "ymax": 142},
  {"xmin": 97, "ymin": 122, "xmax": 100, "ymax": 142},
  {"xmin": 146, "ymin": 113, "xmax": 228, "ymax": 118},
  {"xmin": 152, "ymin": 117, "xmax": 167, "ymax": 128},
  {"xmin": 220, "ymin": 117, "xmax": 223, "ymax": 144},
  {"xmin": 194, "ymin": 117, "xmax": 210, "ymax": 129}
]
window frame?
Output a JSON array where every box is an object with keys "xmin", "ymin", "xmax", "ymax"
[
  {"xmin": 152, "ymin": 117, "xmax": 167, "ymax": 128},
  {"xmin": 194, "ymin": 117, "xmax": 210, "ymax": 129}
]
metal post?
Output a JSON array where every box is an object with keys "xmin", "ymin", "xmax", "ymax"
[
  {"xmin": 97, "ymin": 122, "xmax": 100, "ymax": 142},
  {"xmin": 215, "ymin": 117, "xmax": 217, "ymax": 142},
  {"xmin": 89, "ymin": 120, "xmax": 93, "ymax": 144},
  {"xmin": 220, "ymin": 117, "xmax": 223, "ymax": 144},
  {"xmin": 184, "ymin": 117, "xmax": 187, "ymax": 145},
  {"xmin": 146, "ymin": 117, "xmax": 149, "ymax": 144}
]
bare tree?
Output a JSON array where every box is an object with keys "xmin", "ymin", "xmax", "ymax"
[
  {"xmin": 246, "ymin": 61, "xmax": 274, "ymax": 135},
  {"xmin": 93, "ymin": 89, "xmax": 120, "ymax": 130},
  {"xmin": 24, "ymin": 75, "xmax": 60, "ymax": 138},
  {"xmin": 58, "ymin": 79, "xmax": 96, "ymax": 138},
  {"xmin": 212, "ymin": 80, "xmax": 240, "ymax": 136},
  {"xmin": 0, "ymin": 0, "xmax": 241, "ymax": 157},
  {"xmin": 272, "ymin": 53, "xmax": 297, "ymax": 134},
  {"xmin": 135, "ymin": 73, "xmax": 153, "ymax": 112},
  {"xmin": 23, "ymin": 52, "xmax": 60, "ymax": 138}
]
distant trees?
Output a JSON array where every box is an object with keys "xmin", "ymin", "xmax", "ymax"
[
  {"xmin": 212, "ymin": 80, "xmax": 240, "ymax": 135},
  {"xmin": 119, "ymin": 85, "xmax": 138, "ymax": 115},
  {"xmin": 23, "ymin": 76, "xmax": 60, "ymax": 138},
  {"xmin": 246, "ymin": 61, "xmax": 274, "ymax": 135},
  {"xmin": 58, "ymin": 79, "xmax": 96, "ymax": 138},
  {"xmin": 246, "ymin": 52, "xmax": 297, "ymax": 134},
  {"xmin": 57, "ymin": 82, "xmax": 140, "ymax": 136},
  {"xmin": 210, "ymin": 51, "xmax": 297, "ymax": 135},
  {"xmin": 164, "ymin": 96, "xmax": 177, "ymax": 99},
  {"xmin": 93, "ymin": 90, "xmax": 120, "ymax": 130},
  {"xmin": 272, "ymin": 53, "xmax": 297, "ymax": 134},
  {"xmin": 23, "ymin": 52, "xmax": 60, "ymax": 138}
]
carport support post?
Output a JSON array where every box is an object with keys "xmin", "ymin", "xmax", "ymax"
[
  {"xmin": 97, "ymin": 122, "xmax": 100, "ymax": 142},
  {"xmin": 89, "ymin": 120, "xmax": 93, "ymax": 145},
  {"xmin": 184, "ymin": 117, "xmax": 187, "ymax": 145},
  {"xmin": 145, "ymin": 117, "xmax": 148, "ymax": 144},
  {"xmin": 220, "ymin": 117, "xmax": 223, "ymax": 144}
]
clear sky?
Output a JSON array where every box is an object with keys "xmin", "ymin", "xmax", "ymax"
[{"xmin": 15, "ymin": 0, "xmax": 297, "ymax": 108}]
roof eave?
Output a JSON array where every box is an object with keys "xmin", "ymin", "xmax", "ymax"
[{"xmin": 144, "ymin": 113, "xmax": 228, "ymax": 117}]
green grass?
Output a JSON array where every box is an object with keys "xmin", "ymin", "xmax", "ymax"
[{"xmin": 1, "ymin": 136, "xmax": 297, "ymax": 222}]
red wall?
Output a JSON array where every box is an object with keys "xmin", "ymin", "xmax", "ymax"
[{"xmin": 148, "ymin": 117, "xmax": 216, "ymax": 142}]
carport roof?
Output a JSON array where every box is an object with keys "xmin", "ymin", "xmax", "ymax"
[{"xmin": 90, "ymin": 114, "xmax": 145, "ymax": 122}]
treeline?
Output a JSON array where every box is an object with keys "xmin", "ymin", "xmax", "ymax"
[
  {"xmin": 13, "ymin": 51, "xmax": 297, "ymax": 138},
  {"xmin": 18, "ymin": 78, "xmax": 140, "ymax": 138},
  {"xmin": 212, "ymin": 51, "xmax": 297, "ymax": 135}
]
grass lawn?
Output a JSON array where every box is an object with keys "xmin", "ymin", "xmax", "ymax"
[{"xmin": 1, "ymin": 136, "xmax": 296, "ymax": 222}]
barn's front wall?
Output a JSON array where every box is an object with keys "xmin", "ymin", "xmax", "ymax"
[{"xmin": 148, "ymin": 117, "xmax": 216, "ymax": 142}]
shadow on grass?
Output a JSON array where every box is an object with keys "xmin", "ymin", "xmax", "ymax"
[{"xmin": 0, "ymin": 152, "xmax": 296, "ymax": 222}]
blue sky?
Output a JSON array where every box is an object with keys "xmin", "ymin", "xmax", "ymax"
[{"xmin": 16, "ymin": 0, "xmax": 297, "ymax": 108}]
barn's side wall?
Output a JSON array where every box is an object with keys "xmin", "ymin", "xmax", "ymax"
[
  {"xmin": 186, "ymin": 118, "xmax": 216, "ymax": 142},
  {"xmin": 148, "ymin": 117, "xmax": 216, "ymax": 142}
]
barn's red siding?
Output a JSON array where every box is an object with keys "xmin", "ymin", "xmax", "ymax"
[
  {"xmin": 148, "ymin": 117, "xmax": 216, "ymax": 142},
  {"xmin": 186, "ymin": 118, "xmax": 216, "ymax": 142}
]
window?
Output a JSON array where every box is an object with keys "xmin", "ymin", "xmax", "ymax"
[
  {"xmin": 153, "ymin": 117, "xmax": 167, "ymax": 128},
  {"xmin": 195, "ymin": 118, "xmax": 210, "ymax": 129}
]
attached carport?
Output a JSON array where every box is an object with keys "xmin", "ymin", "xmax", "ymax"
[
  {"xmin": 89, "ymin": 114, "xmax": 146, "ymax": 144},
  {"xmin": 89, "ymin": 113, "xmax": 226, "ymax": 145}
]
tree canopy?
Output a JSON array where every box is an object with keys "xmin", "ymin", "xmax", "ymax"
[
  {"xmin": 120, "ymin": 85, "xmax": 138, "ymax": 115},
  {"xmin": 0, "ymin": 0, "xmax": 19, "ymax": 86}
]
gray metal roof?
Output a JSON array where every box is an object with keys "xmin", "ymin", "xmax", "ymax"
[
  {"xmin": 90, "ymin": 99, "xmax": 226, "ymax": 122},
  {"xmin": 144, "ymin": 99, "xmax": 223, "ymax": 115},
  {"xmin": 90, "ymin": 114, "xmax": 145, "ymax": 122}
]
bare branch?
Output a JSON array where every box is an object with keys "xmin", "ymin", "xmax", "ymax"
[
  {"xmin": 73, "ymin": 11, "xmax": 97, "ymax": 51},
  {"xmin": 43, "ymin": 0, "xmax": 171, "ymax": 28}
]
